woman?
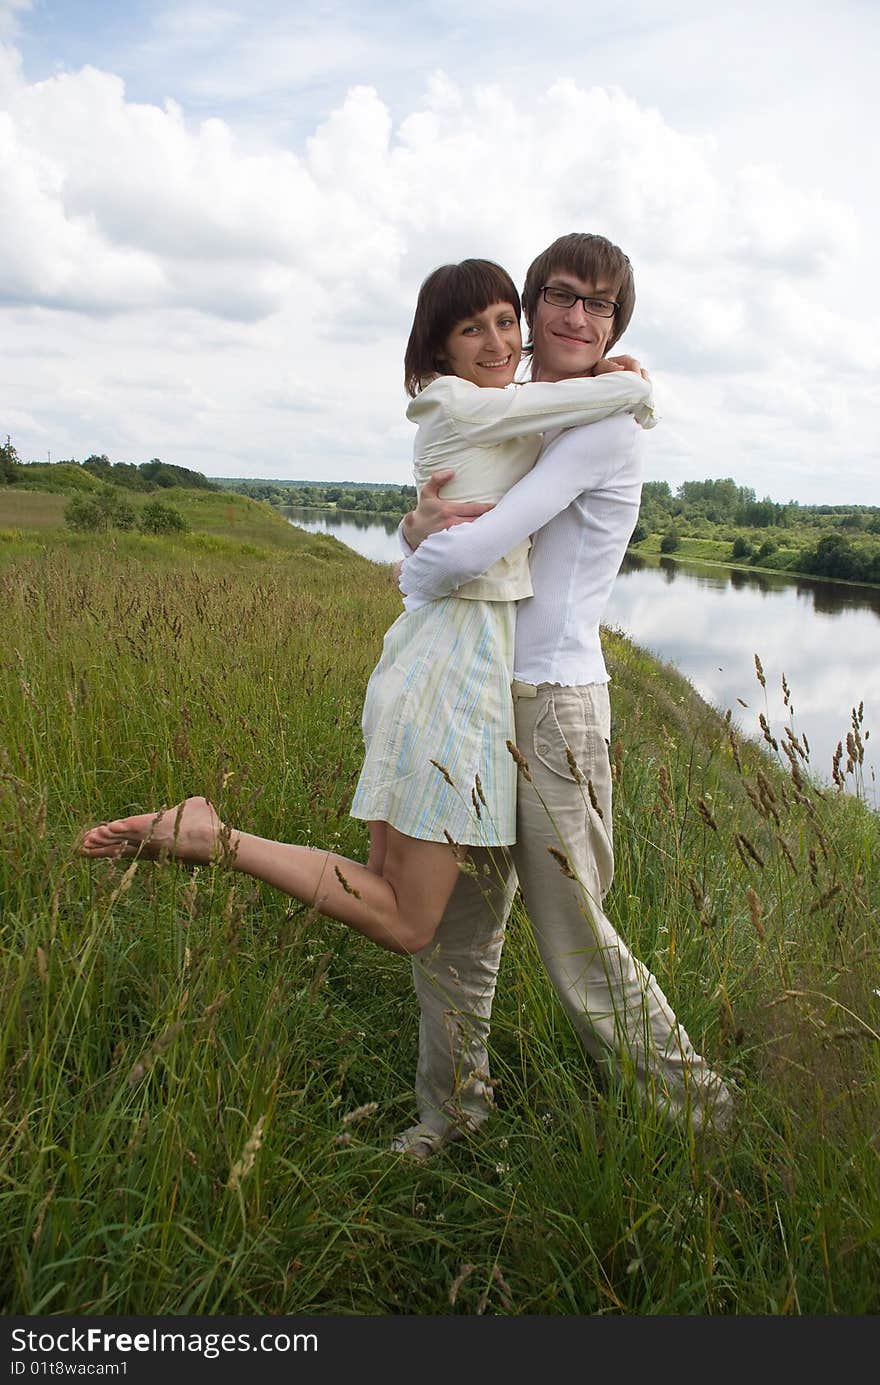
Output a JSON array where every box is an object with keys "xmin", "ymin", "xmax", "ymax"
[{"xmin": 81, "ymin": 259, "xmax": 653, "ymax": 957}]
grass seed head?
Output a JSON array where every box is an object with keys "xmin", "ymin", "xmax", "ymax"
[
  {"xmin": 506, "ymin": 741, "xmax": 532, "ymax": 781},
  {"xmin": 697, "ymin": 797, "xmax": 718, "ymax": 832},
  {"xmin": 227, "ymin": 1114, "xmax": 266, "ymax": 1191},
  {"xmin": 547, "ymin": 846, "xmax": 576, "ymax": 879},
  {"xmin": 747, "ymin": 886, "xmax": 766, "ymax": 939},
  {"xmin": 334, "ymin": 865, "xmax": 362, "ymax": 898},
  {"xmin": 342, "ymin": 1102, "xmax": 379, "ymax": 1125}
]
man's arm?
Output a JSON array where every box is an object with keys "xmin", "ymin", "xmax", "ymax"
[
  {"xmin": 399, "ymin": 413, "xmax": 640, "ymax": 606},
  {"xmin": 400, "ymin": 471, "xmax": 495, "ymax": 553}
]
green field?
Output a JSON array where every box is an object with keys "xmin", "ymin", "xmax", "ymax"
[{"xmin": 1, "ymin": 492, "xmax": 878, "ymax": 1314}]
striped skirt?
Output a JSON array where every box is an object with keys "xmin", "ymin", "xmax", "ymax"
[{"xmin": 350, "ymin": 596, "xmax": 517, "ymax": 845}]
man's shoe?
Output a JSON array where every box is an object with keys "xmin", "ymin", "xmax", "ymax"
[{"xmin": 389, "ymin": 1122, "xmax": 447, "ymax": 1162}]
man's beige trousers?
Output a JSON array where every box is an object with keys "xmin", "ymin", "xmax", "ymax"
[{"xmin": 407, "ymin": 682, "xmax": 730, "ymax": 1145}]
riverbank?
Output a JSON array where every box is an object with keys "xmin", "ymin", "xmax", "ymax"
[
  {"xmin": 1, "ymin": 516, "xmax": 878, "ymax": 1314},
  {"xmin": 631, "ymin": 531, "xmax": 880, "ymax": 590}
]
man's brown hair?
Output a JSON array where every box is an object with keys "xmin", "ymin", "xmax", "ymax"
[{"xmin": 522, "ymin": 233, "xmax": 635, "ymax": 364}]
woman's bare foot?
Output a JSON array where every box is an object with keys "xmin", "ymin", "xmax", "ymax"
[{"xmin": 80, "ymin": 795, "xmax": 236, "ymax": 865}]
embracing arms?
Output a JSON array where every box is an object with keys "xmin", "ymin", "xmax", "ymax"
[
  {"xmin": 399, "ymin": 412, "xmax": 641, "ymax": 606},
  {"xmin": 403, "ymin": 355, "xmax": 650, "ymax": 543}
]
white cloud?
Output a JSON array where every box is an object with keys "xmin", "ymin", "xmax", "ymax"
[
  {"xmin": 0, "ymin": 32, "xmax": 877, "ymax": 502},
  {"xmin": 0, "ymin": 0, "xmax": 30, "ymax": 39}
]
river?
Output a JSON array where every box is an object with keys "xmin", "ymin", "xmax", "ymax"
[{"xmin": 281, "ymin": 506, "xmax": 879, "ymax": 802}]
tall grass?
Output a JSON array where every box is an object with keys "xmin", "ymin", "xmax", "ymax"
[{"xmin": 1, "ymin": 525, "xmax": 878, "ymax": 1315}]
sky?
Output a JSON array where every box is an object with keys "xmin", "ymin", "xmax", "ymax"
[{"xmin": 2, "ymin": 0, "xmax": 879, "ymax": 504}]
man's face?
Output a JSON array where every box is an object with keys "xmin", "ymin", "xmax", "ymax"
[{"xmin": 530, "ymin": 269, "xmax": 616, "ymax": 381}]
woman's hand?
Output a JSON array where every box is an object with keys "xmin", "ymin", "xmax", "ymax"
[
  {"xmin": 594, "ymin": 354, "xmax": 651, "ymax": 382},
  {"xmin": 402, "ymin": 470, "xmax": 495, "ymax": 550}
]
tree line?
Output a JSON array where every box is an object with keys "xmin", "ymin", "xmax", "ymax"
[
  {"xmin": 0, "ymin": 443, "xmax": 218, "ymax": 494},
  {"xmin": 218, "ymin": 479, "xmax": 418, "ymax": 516},
  {"xmin": 635, "ymin": 478, "xmax": 880, "ymax": 584}
]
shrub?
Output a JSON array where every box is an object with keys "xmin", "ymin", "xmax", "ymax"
[
  {"xmin": 629, "ymin": 522, "xmax": 647, "ymax": 545},
  {"xmin": 660, "ymin": 528, "xmax": 680, "ymax": 554},
  {"xmin": 64, "ymin": 496, "xmax": 110, "ymax": 532},
  {"xmin": 731, "ymin": 535, "xmax": 754, "ymax": 559},
  {"xmin": 140, "ymin": 500, "xmax": 189, "ymax": 535},
  {"xmin": 753, "ymin": 538, "xmax": 778, "ymax": 562},
  {"xmin": 64, "ymin": 487, "xmax": 137, "ymax": 532}
]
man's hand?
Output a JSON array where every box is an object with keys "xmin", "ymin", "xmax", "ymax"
[
  {"xmin": 593, "ymin": 354, "xmax": 651, "ymax": 382},
  {"xmin": 402, "ymin": 469, "xmax": 495, "ymax": 549}
]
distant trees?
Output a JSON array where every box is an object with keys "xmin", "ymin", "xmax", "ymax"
[
  {"xmin": 736, "ymin": 497, "xmax": 788, "ymax": 528},
  {"xmin": 678, "ymin": 477, "xmax": 746, "ymax": 522},
  {"xmin": 224, "ymin": 480, "xmax": 418, "ymax": 518},
  {"xmin": 635, "ymin": 477, "xmax": 791, "ymax": 533},
  {"xmin": 82, "ymin": 454, "xmax": 153, "ymax": 491},
  {"xmin": 77, "ymin": 456, "xmax": 219, "ymax": 492},
  {"xmin": 139, "ymin": 459, "xmax": 217, "ymax": 491},
  {"xmin": 1, "ymin": 440, "xmax": 20, "ymax": 484}
]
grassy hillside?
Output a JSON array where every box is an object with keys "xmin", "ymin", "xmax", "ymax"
[
  {"xmin": 0, "ymin": 515, "xmax": 877, "ymax": 1315},
  {"xmin": 0, "ymin": 485, "xmax": 325, "ymax": 555}
]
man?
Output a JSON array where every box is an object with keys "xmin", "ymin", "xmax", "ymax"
[{"xmin": 392, "ymin": 232, "xmax": 732, "ymax": 1158}]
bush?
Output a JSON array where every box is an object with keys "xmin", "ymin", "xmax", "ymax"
[
  {"xmin": 64, "ymin": 487, "xmax": 137, "ymax": 533},
  {"xmin": 753, "ymin": 538, "xmax": 778, "ymax": 562},
  {"xmin": 109, "ymin": 497, "xmax": 137, "ymax": 530},
  {"xmin": 799, "ymin": 533, "xmax": 867, "ymax": 582},
  {"xmin": 140, "ymin": 500, "xmax": 189, "ymax": 535},
  {"xmin": 629, "ymin": 522, "xmax": 647, "ymax": 545},
  {"xmin": 63, "ymin": 497, "xmax": 106, "ymax": 532},
  {"xmin": 659, "ymin": 528, "xmax": 680, "ymax": 554},
  {"xmin": 731, "ymin": 535, "xmax": 754, "ymax": 559}
]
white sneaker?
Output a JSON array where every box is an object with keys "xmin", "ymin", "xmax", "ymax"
[
  {"xmin": 389, "ymin": 1122, "xmax": 447, "ymax": 1162},
  {"xmin": 389, "ymin": 1113, "xmax": 487, "ymax": 1162}
]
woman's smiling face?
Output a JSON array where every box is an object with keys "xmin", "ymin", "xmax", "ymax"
[{"xmin": 439, "ymin": 301, "xmax": 522, "ymax": 388}]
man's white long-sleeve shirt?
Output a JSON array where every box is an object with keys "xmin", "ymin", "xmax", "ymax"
[{"xmin": 398, "ymin": 412, "xmax": 643, "ymax": 687}]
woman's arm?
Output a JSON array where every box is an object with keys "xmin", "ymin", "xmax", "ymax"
[
  {"xmin": 399, "ymin": 413, "xmax": 640, "ymax": 605},
  {"xmin": 409, "ymin": 371, "xmax": 655, "ymax": 452}
]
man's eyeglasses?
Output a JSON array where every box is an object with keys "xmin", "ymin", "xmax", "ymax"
[{"xmin": 539, "ymin": 287, "xmax": 618, "ymax": 318}]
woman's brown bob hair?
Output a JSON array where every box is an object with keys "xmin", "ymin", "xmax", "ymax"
[{"xmin": 404, "ymin": 259, "xmax": 521, "ymax": 398}]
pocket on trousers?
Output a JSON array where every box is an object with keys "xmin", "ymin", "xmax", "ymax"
[{"xmin": 531, "ymin": 694, "xmax": 604, "ymax": 783}]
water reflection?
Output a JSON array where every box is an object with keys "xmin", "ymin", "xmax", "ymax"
[
  {"xmin": 607, "ymin": 554, "xmax": 878, "ymax": 800},
  {"xmin": 621, "ymin": 552, "xmax": 880, "ymax": 619},
  {"xmin": 283, "ymin": 508, "xmax": 878, "ymax": 800},
  {"xmin": 281, "ymin": 506, "xmax": 401, "ymax": 565}
]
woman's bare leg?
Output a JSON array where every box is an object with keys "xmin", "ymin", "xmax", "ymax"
[
  {"xmin": 366, "ymin": 821, "xmax": 388, "ymax": 875},
  {"xmin": 80, "ymin": 797, "xmax": 461, "ymax": 955}
]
